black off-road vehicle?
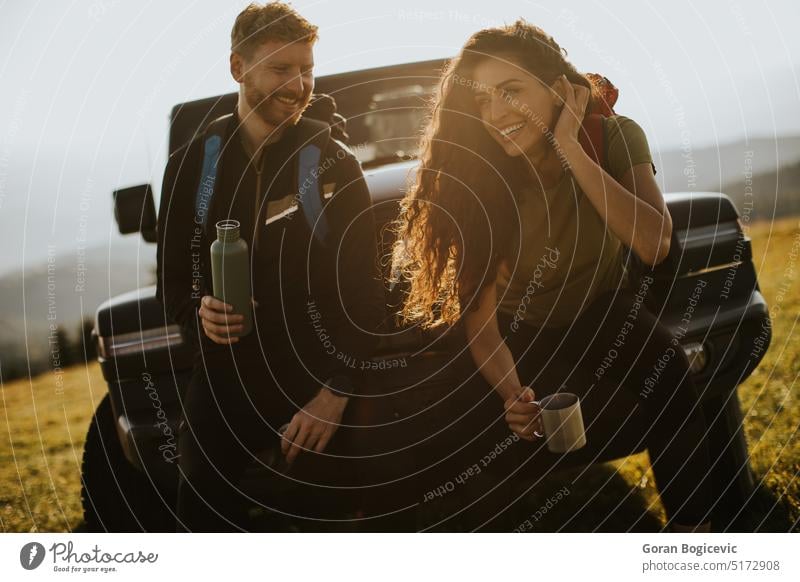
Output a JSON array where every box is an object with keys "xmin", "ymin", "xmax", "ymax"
[{"xmin": 82, "ymin": 59, "xmax": 771, "ymax": 532}]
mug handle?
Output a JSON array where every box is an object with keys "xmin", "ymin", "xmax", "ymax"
[{"xmin": 531, "ymin": 399, "xmax": 545, "ymax": 439}]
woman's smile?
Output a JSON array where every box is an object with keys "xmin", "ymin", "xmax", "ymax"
[
  {"xmin": 498, "ymin": 120, "xmax": 527, "ymax": 139},
  {"xmin": 491, "ymin": 115, "xmax": 539, "ymax": 154}
]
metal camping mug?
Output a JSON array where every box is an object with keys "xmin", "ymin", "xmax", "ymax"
[{"xmin": 531, "ymin": 392, "xmax": 587, "ymax": 453}]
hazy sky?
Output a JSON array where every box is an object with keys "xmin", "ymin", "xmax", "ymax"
[{"xmin": 1, "ymin": 0, "xmax": 799, "ymax": 274}]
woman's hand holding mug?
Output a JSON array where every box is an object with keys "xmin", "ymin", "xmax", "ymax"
[
  {"xmin": 502, "ymin": 385, "xmax": 589, "ymax": 453},
  {"xmin": 503, "ymin": 385, "xmax": 544, "ymax": 441}
]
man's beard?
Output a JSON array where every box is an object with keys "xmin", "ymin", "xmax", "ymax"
[{"xmin": 244, "ymin": 83, "xmax": 310, "ymax": 129}]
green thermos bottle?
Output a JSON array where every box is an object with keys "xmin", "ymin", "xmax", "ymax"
[{"xmin": 210, "ymin": 219, "xmax": 253, "ymax": 337}]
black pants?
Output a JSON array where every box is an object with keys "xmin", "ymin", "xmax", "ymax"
[
  {"xmin": 174, "ymin": 346, "xmax": 356, "ymax": 532},
  {"xmin": 490, "ymin": 284, "xmax": 714, "ymax": 526}
]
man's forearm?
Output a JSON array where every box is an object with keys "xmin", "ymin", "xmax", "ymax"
[
  {"xmin": 155, "ymin": 147, "xmax": 206, "ymax": 343},
  {"xmin": 319, "ymin": 380, "xmax": 350, "ymax": 405},
  {"xmin": 156, "ymin": 219, "xmax": 204, "ymax": 339},
  {"xmin": 321, "ymin": 370, "xmax": 358, "ymax": 398},
  {"xmin": 161, "ymin": 288, "xmax": 201, "ymax": 336}
]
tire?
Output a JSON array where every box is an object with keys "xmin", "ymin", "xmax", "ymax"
[
  {"xmin": 80, "ymin": 394, "xmax": 176, "ymax": 531},
  {"xmin": 702, "ymin": 389, "xmax": 757, "ymax": 524}
]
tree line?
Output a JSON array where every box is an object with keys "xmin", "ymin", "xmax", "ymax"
[{"xmin": 0, "ymin": 318, "xmax": 97, "ymax": 383}]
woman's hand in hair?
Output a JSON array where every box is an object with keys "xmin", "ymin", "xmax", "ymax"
[
  {"xmin": 504, "ymin": 385, "xmax": 543, "ymax": 442},
  {"xmin": 552, "ymin": 75, "xmax": 591, "ymax": 162}
]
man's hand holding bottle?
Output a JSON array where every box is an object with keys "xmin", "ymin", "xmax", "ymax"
[{"xmin": 198, "ymin": 295, "xmax": 259, "ymax": 344}]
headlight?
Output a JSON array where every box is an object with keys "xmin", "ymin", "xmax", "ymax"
[{"xmin": 97, "ymin": 325, "xmax": 183, "ymax": 359}]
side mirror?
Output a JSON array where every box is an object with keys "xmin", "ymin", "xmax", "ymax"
[{"xmin": 113, "ymin": 184, "xmax": 157, "ymax": 243}]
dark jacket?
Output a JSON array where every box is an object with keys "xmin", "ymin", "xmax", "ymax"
[{"xmin": 155, "ymin": 110, "xmax": 386, "ymax": 397}]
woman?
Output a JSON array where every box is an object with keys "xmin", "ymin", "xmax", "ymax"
[{"xmin": 392, "ymin": 20, "xmax": 713, "ymax": 532}]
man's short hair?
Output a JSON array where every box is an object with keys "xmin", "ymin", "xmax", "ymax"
[{"xmin": 231, "ymin": 2, "xmax": 319, "ymax": 58}]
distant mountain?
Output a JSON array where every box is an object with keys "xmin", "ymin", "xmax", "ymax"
[
  {"xmin": 0, "ymin": 236, "xmax": 156, "ymax": 377},
  {"xmin": 654, "ymin": 135, "xmax": 800, "ymax": 196},
  {"xmin": 720, "ymin": 160, "xmax": 800, "ymax": 221}
]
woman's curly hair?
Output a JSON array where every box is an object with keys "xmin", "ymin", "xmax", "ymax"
[{"xmin": 391, "ymin": 19, "xmax": 600, "ymax": 328}]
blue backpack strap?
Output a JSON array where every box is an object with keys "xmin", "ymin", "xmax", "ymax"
[
  {"xmin": 294, "ymin": 117, "xmax": 332, "ymax": 245},
  {"xmin": 193, "ymin": 114, "xmax": 232, "ymax": 231}
]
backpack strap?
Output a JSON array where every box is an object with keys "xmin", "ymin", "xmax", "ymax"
[
  {"xmin": 578, "ymin": 73, "xmax": 616, "ymax": 172},
  {"xmin": 293, "ymin": 117, "xmax": 332, "ymax": 245},
  {"xmin": 578, "ymin": 113, "xmax": 607, "ymax": 172},
  {"xmin": 578, "ymin": 112, "xmax": 658, "ymax": 178},
  {"xmin": 193, "ymin": 113, "xmax": 233, "ymax": 233}
]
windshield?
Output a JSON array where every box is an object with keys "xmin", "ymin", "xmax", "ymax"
[{"xmin": 327, "ymin": 81, "xmax": 438, "ymax": 167}]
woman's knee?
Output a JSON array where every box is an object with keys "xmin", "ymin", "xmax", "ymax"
[
  {"xmin": 605, "ymin": 300, "xmax": 688, "ymax": 383},
  {"xmin": 637, "ymin": 360, "xmax": 705, "ymax": 441}
]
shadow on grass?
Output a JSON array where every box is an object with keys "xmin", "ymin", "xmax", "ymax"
[
  {"xmin": 418, "ymin": 463, "xmax": 662, "ymax": 532},
  {"xmin": 716, "ymin": 482, "xmax": 798, "ymax": 533},
  {"xmin": 73, "ymin": 468, "xmax": 797, "ymax": 533},
  {"xmin": 419, "ymin": 464, "xmax": 798, "ymax": 533}
]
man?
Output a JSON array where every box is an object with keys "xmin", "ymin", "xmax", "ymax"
[{"xmin": 155, "ymin": 2, "xmax": 385, "ymax": 531}]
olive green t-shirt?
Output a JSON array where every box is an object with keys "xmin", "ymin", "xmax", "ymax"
[{"xmin": 495, "ymin": 115, "xmax": 655, "ymax": 329}]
